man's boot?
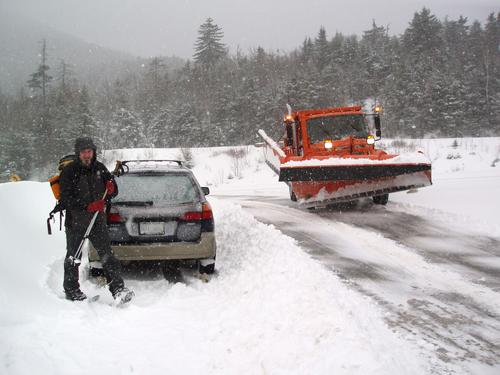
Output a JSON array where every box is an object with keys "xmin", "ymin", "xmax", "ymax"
[
  {"xmin": 112, "ymin": 287, "xmax": 134, "ymax": 305},
  {"xmin": 65, "ymin": 289, "xmax": 87, "ymax": 301}
]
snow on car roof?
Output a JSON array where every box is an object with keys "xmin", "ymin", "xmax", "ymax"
[{"xmin": 121, "ymin": 160, "xmax": 188, "ymax": 173}]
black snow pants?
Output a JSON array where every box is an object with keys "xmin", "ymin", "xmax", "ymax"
[{"xmin": 64, "ymin": 212, "xmax": 124, "ymax": 295}]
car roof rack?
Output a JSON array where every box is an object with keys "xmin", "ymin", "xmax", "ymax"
[
  {"xmin": 122, "ymin": 159, "xmax": 183, "ymax": 166},
  {"xmin": 113, "ymin": 160, "xmax": 184, "ymax": 176}
]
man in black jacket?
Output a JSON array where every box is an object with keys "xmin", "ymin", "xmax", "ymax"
[{"xmin": 60, "ymin": 137, "xmax": 133, "ymax": 302}]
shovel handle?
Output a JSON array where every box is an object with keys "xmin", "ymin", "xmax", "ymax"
[{"xmin": 72, "ymin": 188, "xmax": 109, "ymax": 264}]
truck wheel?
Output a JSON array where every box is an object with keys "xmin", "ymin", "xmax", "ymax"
[
  {"xmin": 288, "ymin": 185, "xmax": 297, "ymax": 201},
  {"xmin": 373, "ymin": 194, "xmax": 389, "ymax": 205}
]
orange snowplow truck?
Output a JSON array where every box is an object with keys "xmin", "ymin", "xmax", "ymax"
[{"xmin": 258, "ymin": 104, "xmax": 432, "ymax": 207}]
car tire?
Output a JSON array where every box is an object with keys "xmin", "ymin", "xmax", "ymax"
[
  {"xmin": 373, "ymin": 193, "xmax": 389, "ymax": 205},
  {"xmin": 199, "ymin": 259, "xmax": 215, "ymax": 275},
  {"xmin": 162, "ymin": 261, "xmax": 182, "ymax": 282}
]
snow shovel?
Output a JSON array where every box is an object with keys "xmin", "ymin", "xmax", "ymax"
[{"xmin": 69, "ymin": 188, "xmax": 108, "ymax": 266}]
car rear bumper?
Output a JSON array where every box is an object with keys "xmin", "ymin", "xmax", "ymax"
[{"xmin": 88, "ymin": 232, "xmax": 216, "ymax": 262}]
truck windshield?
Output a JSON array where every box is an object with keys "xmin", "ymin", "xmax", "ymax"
[{"xmin": 306, "ymin": 115, "xmax": 368, "ymax": 143}]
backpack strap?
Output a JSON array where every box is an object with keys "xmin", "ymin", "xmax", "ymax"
[
  {"xmin": 47, "ymin": 202, "xmax": 65, "ymax": 235},
  {"xmin": 59, "ymin": 210, "xmax": 64, "ymax": 232}
]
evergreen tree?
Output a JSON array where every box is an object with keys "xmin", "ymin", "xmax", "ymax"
[
  {"xmin": 439, "ymin": 17, "xmax": 470, "ymax": 134},
  {"xmin": 110, "ymin": 107, "xmax": 144, "ymax": 148},
  {"xmin": 74, "ymin": 86, "xmax": 97, "ymax": 139},
  {"xmin": 193, "ymin": 18, "xmax": 227, "ymax": 69},
  {"xmin": 56, "ymin": 59, "xmax": 76, "ymax": 94},
  {"xmin": 171, "ymin": 103, "xmax": 203, "ymax": 147},
  {"xmin": 26, "ymin": 39, "xmax": 56, "ymax": 172},
  {"xmin": 27, "ymin": 39, "xmax": 53, "ymax": 107},
  {"xmin": 314, "ymin": 27, "xmax": 330, "ymax": 72},
  {"xmin": 104, "ymin": 79, "xmax": 143, "ymax": 149},
  {"xmin": 149, "ymin": 106, "xmax": 174, "ymax": 147},
  {"xmin": 300, "ymin": 37, "xmax": 314, "ymax": 66},
  {"xmin": 403, "ymin": 8, "xmax": 443, "ymax": 58},
  {"xmin": 464, "ymin": 21, "xmax": 488, "ymax": 134},
  {"xmin": 401, "ymin": 8, "xmax": 445, "ymax": 136},
  {"xmin": 360, "ymin": 21, "xmax": 391, "ymax": 97},
  {"xmin": 145, "ymin": 56, "xmax": 168, "ymax": 103},
  {"xmin": 483, "ymin": 13, "xmax": 500, "ymax": 131}
]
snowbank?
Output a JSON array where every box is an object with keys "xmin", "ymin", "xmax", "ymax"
[
  {"xmin": 387, "ymin": 138, "xmax": 500, "ymax": 236},
  {"xmin": 0, "ymin": 181, "xmax": 427, "ymax": 374}
]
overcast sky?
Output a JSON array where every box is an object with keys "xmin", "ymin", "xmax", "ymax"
[{"xmin": 2, "ymin": 0, "xmax": 498, "ymax": 58}]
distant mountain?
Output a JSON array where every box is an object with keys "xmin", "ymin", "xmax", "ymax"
[{"xmin": 0, "ymin": 10, "xmax": 185, "ymax": 95}]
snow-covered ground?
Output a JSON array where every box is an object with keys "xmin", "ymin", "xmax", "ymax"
[
  {"xmin": 0, "ymin": 186, "xmax": 426, "ymax": 375},
  {"xmin": 383, "ymin": 138, "xmax": 500, "ymax": 237},
  {"xmin": 1, "ymin": 137, "xmax": 499, "ymax": 374}
]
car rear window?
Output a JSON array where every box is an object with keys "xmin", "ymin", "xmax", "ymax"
[{"xmin": 115, "ymin": 173, "xmax": 200, "ymax": 205}]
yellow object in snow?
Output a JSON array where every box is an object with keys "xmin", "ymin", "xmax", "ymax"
[{"xmin": 9, "ymin": 173, "xmax": 21, "ymax": 182}]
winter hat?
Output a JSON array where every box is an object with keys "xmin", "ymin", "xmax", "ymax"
[{"xmin": 74, "ymin": 137, "xmax": 97, "ymax": 155}]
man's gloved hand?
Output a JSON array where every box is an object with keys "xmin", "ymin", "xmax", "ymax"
[
  {"xmin": 86, "ymin": 199, "xmax": 105, "ymax": 213},
  {"xmin": 106, "ymin": 180, "xmax": 116, "ymax": 195}
]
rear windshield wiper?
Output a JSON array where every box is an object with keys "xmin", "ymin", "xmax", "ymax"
[{"xmin": 112, "ymin": 201, "xmax": 154, "ymax": 206}]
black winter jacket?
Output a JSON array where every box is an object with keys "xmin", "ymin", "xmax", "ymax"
[{"xmin": 59, "ymin": 158, "xmax": 118, "ymax": 228}]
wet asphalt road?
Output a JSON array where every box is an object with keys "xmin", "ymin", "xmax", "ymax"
[{"xmin": 216, "ymin": 194, "xmax": 500, "ymax": 374}]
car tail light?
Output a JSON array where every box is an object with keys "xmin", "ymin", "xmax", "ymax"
[
  {"xmin": 182, "ymin": 203, "xmax": 213, "ymax": 221},
  {"xmin": 201, "ymin": 202, "xmax": 214, "ymax": 232},
  {"xmin": 181, "ymin": 211, "xmax": 202, "ymax": 221},
  {"xmin": 180, "ymin": 203, "xmax": 214, "ymax": 232},
  {"xmin": 107, "ymin": 208, "xmax": 125, "ymax": 223},
  {"xmin": 202, "ymin": 202, "xmax": 213, "ymax": 220}
]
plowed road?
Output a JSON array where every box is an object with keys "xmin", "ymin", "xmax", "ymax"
[{"xmin": 217, "ymin": 193, "xmax": 500, "ymax": 375}]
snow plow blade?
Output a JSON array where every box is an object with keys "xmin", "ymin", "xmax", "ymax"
[
  {"xmin": 294, "ymin": 170, "xmax": 432, "ymax": 207},
  {"xmin": 278, "ymin": 157, "xmax": 432, "ymax": 206},
  {"xmin": 278, "ymin": 163, "xmax": 431, "ymax": 182}
]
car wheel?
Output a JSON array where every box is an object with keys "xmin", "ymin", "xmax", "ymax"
[
  {"xmin": 162, "ymin": 261, "xmax": 182, "ymax": 282},
  {"xmin": 199, "ymin": 263, "xmax": 215, "ymax": 274},
  {"xmin": 373, "ymin": 194, "xmax": 389, "ymax": 205},
  {"xmin": 199, "ymin": 258, "xmax": 215, "ymax": 275}
]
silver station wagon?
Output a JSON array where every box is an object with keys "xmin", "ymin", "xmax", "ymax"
[{"xmin": 88, "ymin": 160, "xmax": 216, "ymax": 276}]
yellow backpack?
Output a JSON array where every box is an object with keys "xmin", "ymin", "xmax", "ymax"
[{"xmin": 47, "ymin": 155, "xmax": 76, "ymax": 234}]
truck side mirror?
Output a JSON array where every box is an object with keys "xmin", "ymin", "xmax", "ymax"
[
  {"xmin": 286, "ymin": 124, "xmax": 294, "ymax": 146},
  {"xmin": 374, "ymin": 116, "xmax": 382, "ymax": 140},
  {"xmin": 201, "ymin": 187, "xmax": 210, "ymax": 195}
]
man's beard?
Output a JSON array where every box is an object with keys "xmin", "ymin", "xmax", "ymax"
[{"xmin": 81, "ymin": 158, "xmax": 92, "ymax": 167}]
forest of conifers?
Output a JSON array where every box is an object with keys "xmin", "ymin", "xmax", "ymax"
[{"xmin": 0, "ymin": 8, "xmax": 499, "ymax": 178}]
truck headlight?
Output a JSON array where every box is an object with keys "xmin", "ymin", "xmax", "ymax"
[
  {"xmin": 367, "ymin": 136, "xmax": 375, "ymax": 145},
  {"xmin": 324, "ymin": 140, "xmax": 333, "ymax": 149}
]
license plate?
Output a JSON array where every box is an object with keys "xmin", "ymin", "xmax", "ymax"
[
  {"xmin": 139, "ymin": 222, "xmax": 165, "ymax": 235},
  {"xmin": 138, "ymin": 221, "xmax": 176, "ymax": 236}
]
